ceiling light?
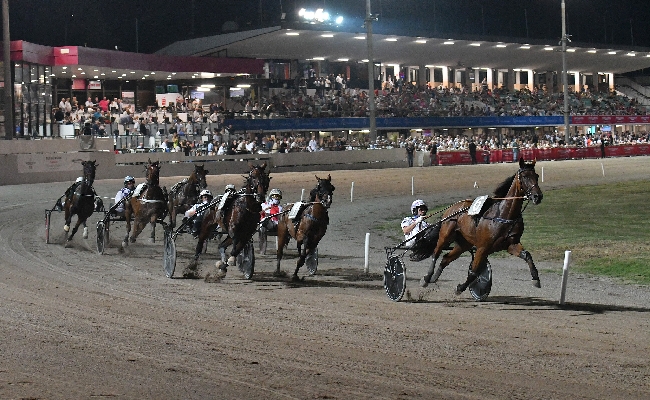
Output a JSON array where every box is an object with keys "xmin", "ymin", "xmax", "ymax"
[
  {"xmin": 361, "ymin": 59, "xmax": 369, "ymax": 62},
  {"xmin": 93, "ymin": 76, "xmax": 98, "ymax": 78},
  {"xmin": 544, "ymin": 47, "xmax": 554, "ymax": 51},
  {"xmin": 200, "ymin": 84, "xmax": 215, "ymax": 88},
  {"xmin": 111, "ymin": 70, "xmax": 116, "ymax": 73},
  {"xmin": 321, "ymin": 34, "xmax": 334, "ymax": 38},
  {"xmin": 151, "ymin": 72, "xmax": 155, "ymax": 74},
  {"xmin": 237, "ymin": 84, "xmax": 251, "ymax": 88},
  {"xmin": 354, "ymin": 36, "xmax": 365, "ymax": 40},
  {"xmin": 62, "ymin": 66, "xmax": 67, "ymax": 69},
  {"xmin": 196, "ymin": 87, "xmax": 210, "ymax": 92},
  {"xmin": 520, "ymin": 45, "xmax": 531, "ymax": 49},
  {"xmin": 337, "ymin": 58, "xmax": 349, "ymax": 62},
  {"xmin": 62, "ymin": 71, "xmax": 67, "ymax": 74},
  {"xmin": 130, "ymin": 71, "xmax": 135, "ymax": 74},
  {"xmin": 608, "ymin": 51, "xmax": 617, "ymax": 55},
  {"xmin": 443, "ymin": 41, "xmax": 455, "ymax": 45},
  {"xmin": 286, "ymin": 32, "xmax": 299, "ymax": 36},
  {"xmin": 77, "ymin": 67, "xmax": 82, "ymax": 70},
  {"xmin": 626, "ymin": 52, "xmax": 636, "ymax": 56},
  {"xmin": 470, "ymin": 43, "xmax": 481, "ymax": 47},
  {"xmin": 496, "ymin": 44, "xmax": 507, "ymax": 48},
  {"xmin": 313, "ymin": 57, "xmax": 325, "ymax": 60},
  {"xmin": 587, "ymin": 49, "xmax": 597, "ymax": 53},
  {"xmin": 415, "ymin": 39, "xmax": 427, "ymax": 44},
  {"xmin": 567, "ymin": 49, "xmax": 576, "ymax": 52},
  {"xmin": 93, "ymin": 69, "xmax": 98, "ymax": 72},
  {"xmin": 100, "ymin": 73, "xmax": 105, "ymax": 76}
]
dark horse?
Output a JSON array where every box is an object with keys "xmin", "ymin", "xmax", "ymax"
[
  {"xmin": 193, "ymin": 163, "xmax": 270, "ymax": 275},
  {"xmin": 63, "ymin": 160, "xmax": 98, "ymax": 245},
  {"xmin": 167, "ymin": 164, "xmax": 208, "ymax": 228},
  {"xmin": 123, "ymin": 159, "xmax": 168, "ymax": 249},
  {"xmin": 416, "ymin": 158, "xmax": 543, "ymax": 294},
  {"xmin": 276, "ymin": 175, "xmax": 335, "ymax": 280}
]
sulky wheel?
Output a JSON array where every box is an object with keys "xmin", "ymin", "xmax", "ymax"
[
  {"xmin": 468, "ymin": 259, "xmax": 492, "ymax": 301},
  {"xmin": 306, "ymin": 247, "xmax": 318, "ymax": 275},
  {"xmin": 45, "ymin": 210, "xmax": 52, "ymax": 244},
  {"xmin": 384, "ymin": 255, "xmax": 406, "ymax": 302},
  {"xmin": 96, "ymin": 221, "xmax": 107, "ymax": 254},
  {"xmin": 163, "ymin": 228, "xmax": 177, "ymax": 278},
  {"xmin": 237, "ymin": 240, "xmax": 255, "ymax": 279}
]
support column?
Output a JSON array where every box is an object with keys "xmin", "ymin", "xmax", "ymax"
[
  {"xmin": 441, "ymin": 66, "xmax": 449, "ymax": 88},
  {"xmin": 528, "ymin": 70, "xmax": 534, "ymax": 91},
  {"xmin": 418, "ymin": 65, "xmax": 427, "ymax": 87},
  {"xmin": 507, "ymin": 69, "xmax": 515, "ymax": 91},
  {"xmin": 591, "ymin": 72, "xmax": 599, "ymax": 92},
  {"xmin": 487, "ymin": 68, "xmax": 494, "ymax": 90},
  {"xmin": 608, "ymin": 73, "xmax": 615, "ymax": 91},
  {"xmin": 574, "ymin": 72, "xmax": 581, "ymax": 92}
]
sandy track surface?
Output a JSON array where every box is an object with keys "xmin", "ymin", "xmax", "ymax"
[{"xmin": 1, "ymin": 157, "xmax": 649, "ymax": 399}]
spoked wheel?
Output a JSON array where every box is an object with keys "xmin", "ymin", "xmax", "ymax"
[
  {"xmin": 96, "ymin": 221, "xmax": 107, "ymax": 254},
  {"xmin": 163, "ymin": 228, "xmax": 177, "ymax": 278},
  {"xmin": 306, "ymin": 247, "xmax": 318, "ymax": 275},
  {"xmin": 237, "ymin": 240, "xmax": 255, "ymax": 279},
  {"xmin": 384, "ymin": 255, "xmax": 406, "ymax": 302},
  {"xmin": 45, "ymin": 210, "xmax": 52, "ymax": 244},
  {"xmin": 468, "ymin": 259, "xmax": 492, "ymax": 301}
]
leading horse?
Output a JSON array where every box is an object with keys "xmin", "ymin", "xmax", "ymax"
[
  {"xmin": 416, "ymin": 158, "xmax": 543, "ymax": 294},
  {"xmin": 193, "ymin": 163, "xmax": 270, "ymax": 275},
  {"xmin": 123, "ymin": 159, "xmax": 168, "ymax": 249},
  {"xmin": 167, "ymin": 164, "xmax": 208, "ymax": 228},
  {"xmin": 63, "ymin": 160, "xmax": 98, "ymax": 244},
  {"xmin": 276, "ymin": 175, "xmax": 335, "ymax": 280}
]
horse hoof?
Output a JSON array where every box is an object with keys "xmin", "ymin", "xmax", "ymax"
[
  {"xmin": 273, "ymin": 270, "xmax": 286, "ymax": 277},
  {"xmin": 455, "ymin": 285, "xmax": 465, "ymax": 295},
  {"xmin": 291, "ymin": 274, "xmax": 301, "ymax": 282},
  {"xmin": 63, "ymin": 225, "xmax": 70, "ymax": 232},
  {"xmin": 129, "ymin": 237, "xmax": 136, "ymax": 243},
  {"xmin": 82, "ymin": 227, "xmax": 89, "ymax": 239},
  {"xmin": 419, "ymin": 277, "xmax": 430, "ymax": 288},
  {"xmin": 121, "ymin": 241, "xmax": 128, "ymax": 249},
  {"xmin": 532, "ymin": 279, "xmax": 541, "ymax": 288},
  {"xmin": 64, "ymin": 240, "xmax": 72, "ymax": 248},
  {"xmin": 227, "ymin": 256, "xmax": 236, "ymax": 267}
]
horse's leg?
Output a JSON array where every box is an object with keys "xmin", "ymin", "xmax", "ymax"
[
  {"xmin": 455, "ymin": 248, "xmax": 489, "ymax": 295},
  {"xmin": 275, "ymin": 225, "xmax": 290, "ymax": 275},
  {"xmin": 82, "ymin": 219, "xmax": 89, "ymax": 239},
  {"xmin": 508, "ymin": 243, "xmax": 541, "ymax": 288},
  {"xmin": 67, "ymin": 217, "xmax": 83, "ymax": 242},
  {"xmin": 130, "ymin": 217, "xmax": 147, "ymax": 243},
  {"xmin": 292, "ymin": 240, "xmax": 306, "ymax": 281},
  {"xmin": 149, "ymin": 215, "xmax": 156, "ymax": 243},
  {"xmin": 63, "ymin": 203, "xmax": 72, "ymax": 233},
  {"xmin": 420, "ymin": 243, "xmax": 468, "ymax": 287},
  {"xmin": 227, "ymin": 237, "xmax": 239, "ymax": 267}
]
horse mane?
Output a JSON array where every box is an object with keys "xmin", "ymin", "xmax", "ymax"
[{"xmin": 493, "ymin": 175, "xmax": 515, "ymax": 198}]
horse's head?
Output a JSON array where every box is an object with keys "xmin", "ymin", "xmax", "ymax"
[
  {"xmin": 517, "ymin": 158, "xmax": 543, "ymax": 205},
  {"xmin": 145, "ymin": 159, "xmax": 161, "ymax": 186},
  {"xmin": 193, "ymin": 164, "xmax": 209, "ymax": 190},
  {"xmin": 313, "ymin": 174, "xmax": 335, "ymax": 208},
  {"xmin": 81, "ymin": 160, "xmax": 98, "ymax": 186},
  {"xmin": 247, "ymin": 162, "xmax": 271, "ymax": 202}
]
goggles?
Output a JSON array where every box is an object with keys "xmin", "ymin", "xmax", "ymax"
[{"xmin": 271, "ymin": 195, "xmax": 281, "ymax": 200}]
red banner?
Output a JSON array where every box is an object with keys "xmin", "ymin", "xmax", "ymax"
[
  {"xmin": 571, "ymin": 115, "xmax": 650, "ymax": 125},
  {"xmin": 436, "ymin": 144, "xmax": 650, "ymax": 166}
]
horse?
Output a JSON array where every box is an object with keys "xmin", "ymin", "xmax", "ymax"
[
  {"xmin": 122, "ymin": 159, "xmax": 168, "ymax": 249},
  {"xmin": 416, "ymin": 158, "xmax": 543, "ymax": 294},
  {"xmin": 193, "ymin": 163, "xmax": 270, "ymax": 275},
  {"xmin": 63, "ymin": 160, "xmax": 98, "ymax": 244},
  {"xmin": 167, "ymin": 164, "xmax": 208, "ymax": 228},
  {"xmin": 275, "ymin": 174, "xmax": 335, "ymax": 280}
]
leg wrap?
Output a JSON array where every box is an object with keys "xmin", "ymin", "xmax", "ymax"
[{"xmin": 519, "ymin": 250, "xmax": 533, "ymax": 263}]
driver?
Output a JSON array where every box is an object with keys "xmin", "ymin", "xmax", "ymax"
[
  {"xmin": 401, "ymin": 199, "xmax": 430, "ymax": 248},
  {"xmin": 260, "ymin": 188, "xmax": 283, "ymax": 231},
  {"xmin": 114, "ymin": 176, "xmax": 136, "ymax": 218},
  {"xmin": 184, "ymin": 189, "xmax": 214, "ymax": 236}
]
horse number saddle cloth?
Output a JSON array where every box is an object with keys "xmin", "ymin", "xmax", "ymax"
[
  {"xmin": 217, "ymin": 193, "xmax": 231, "ymax": 210},
  {"xmin": 133, "ymin": 183, "xmax": 147, "ymax": 197},
  {"xmin": 468, "ymin": 195, "xmax": 489, "ymax": 216},
  {"xmin": 170, "ymin": 178, "xmax": 188, "ymax": 193},
  {"xmin": 288, "ymin": 202, "xmax": 306, "ymax": 221}
]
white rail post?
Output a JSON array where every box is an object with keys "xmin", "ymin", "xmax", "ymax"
[
  {"xmin": 300, "ymin": 188, "xmax": 304, "ymax": 202},
  {"xmin": 541, "ymin": 166, "xmax": 544, "ymax": 183},
  {"xmin": 411, "ymin": 176, "xmax": 414, "ymax": 196},
  {"xmin": 601, "ymin": 163, "xmax": 605, "ymax": 177},
  {"xmin": 364, "ymin": 233, "xmax": 370, "ymax": 274},
  {"xmin": 350, "ymin": 181, "xmax": 354, "ymax": 202},
  {"xmin": 559, "ymin": 250, "xmax": 572, "ymax": 305}
]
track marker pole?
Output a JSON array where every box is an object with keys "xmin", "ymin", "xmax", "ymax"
[
  {"xmin": 559, "ymin": 250, "xmax": 572, "ymax": 305},
  {"xmin": 474, "ymin": 181, "xmax": 478, "ymax": 188},
  {"xmin": 350, "ymin": 182, "xmax": 354, "ymax": 202},
  {"xmin": 411, "ymin": 176, "xmax": 414, "ymax": 196},
  {"xmin": 300, "ymin": 188, "xmax": 304, "ymax": 202},
  {"xmin": 364, "ymin": 233, "xmax": 370, "ymax": 274},
  {"xmin": 541, "ymin": 166, "xmax": 544, "ymax": 183},
  {"xmin": 601, "ymin": 163, "xmax": 605, "ymax": 177}
]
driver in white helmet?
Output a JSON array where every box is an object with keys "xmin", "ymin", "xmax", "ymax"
[
  {"xmin": 401, "ymin": 199, "xmax": 430, "ymax": 248},
  {"xmin": 184, "ymin": 189, "xmax": 214, "ymax": 236},
  {"xmin": 114, "ymin": 176, "xmax": 136, "ymax": 217},
  {"xmin": 260, "ymin": 188, "xmax": 283, "ymax": 231}
]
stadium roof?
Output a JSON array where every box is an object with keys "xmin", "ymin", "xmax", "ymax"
[{"xmin": 157, "ymin": 26, "xmax": 650, "ymax": 75}]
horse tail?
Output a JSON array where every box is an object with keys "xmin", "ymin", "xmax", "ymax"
[{"xmin": 409, "ymin": 223, "xmax": 441, "ymax": 262}]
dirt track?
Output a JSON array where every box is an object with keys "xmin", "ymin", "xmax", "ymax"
[{"xmin": 1, "ymin": 157, "xmax": 649, "ymax": 399}]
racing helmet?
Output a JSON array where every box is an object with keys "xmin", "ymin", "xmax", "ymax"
[
  {"xmin": 411, "ymin": 199, "xmax": 427, "ymax": 214},
  {"xmin": 75, "ymin": 177, "xmax": 84, "ymax": 183},
  {"xmin": 269, "ymin": 188, "xmax": 282, "ymax": 200},
  {"xmin": 123, "ymin": 175, "xmax": 135, "ymax": 185},
  {"xmin": 199, "ymin": 189, "xmax": 213, "ymax": 198},
  {"xmin": 225, "ymin": 184, "xmax": 236, "ymax": 192}
]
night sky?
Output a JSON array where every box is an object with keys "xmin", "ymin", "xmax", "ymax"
[{"xmin": 6, "ymin": 0, "xmax": 650, "ymax": 54}]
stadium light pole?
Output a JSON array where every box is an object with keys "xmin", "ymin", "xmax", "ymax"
[
  {"xmin": 561, "ymin": 0, "xmax": 570, "ymax": 144},
  {"xmin": 365, "ymin": 0, "xmax": 377, "ymax": 143},
  {"xmin": 2, "ymin": 0, "xmax": 13, "ymax": 140}
]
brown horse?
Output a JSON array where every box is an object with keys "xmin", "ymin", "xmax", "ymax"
[
  {"xmin": 63, "ymin": 160, "xmax": 98, "ymax": 244},
  {"xmin": 417, "ymin": 158, "xmax": 543, "ymax": 294},
  {"xmin": 167, "ymin": 164, "xmax": 208, "ymax": 228},
  {"xmin": 122, "ymin": 159, "xmax": 168, "ymax": 249},
  {"xmin": 276, "ymin": 175, "xmax": 335, "ymax": 280},
  {"xmin": 193, "ymin": 163, "xmax": 270, "ymax": 274}
]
